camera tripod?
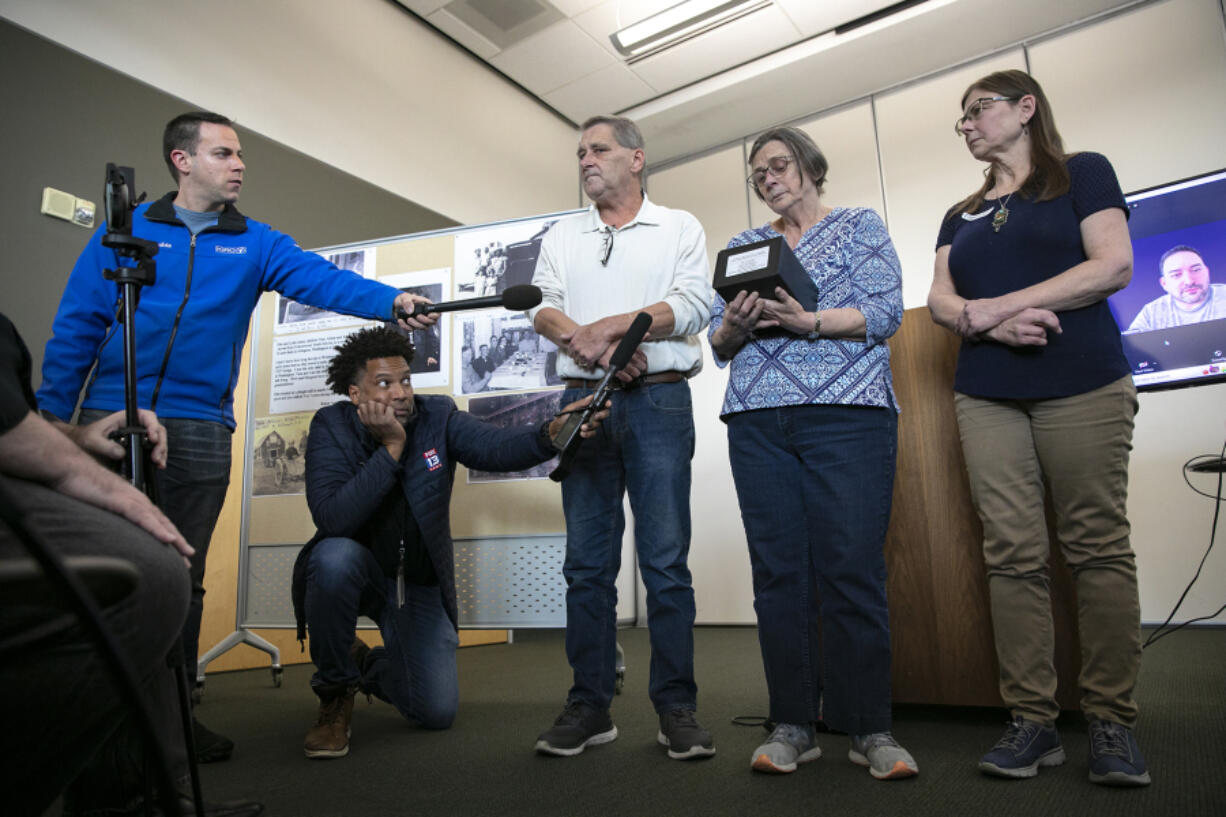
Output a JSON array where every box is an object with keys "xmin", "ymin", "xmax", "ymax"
[{"xmin": 101, "ymin": 164, "xmax": 205, "ymax": 817}]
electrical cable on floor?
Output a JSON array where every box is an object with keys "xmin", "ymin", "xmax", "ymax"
[
  {"xmin": 731, "ymin": 715, "xmax": 771, "ymax": 729},
  {"xmin": 1143, "ymin": 437, "xmax": 1225, "ymax": 648}
]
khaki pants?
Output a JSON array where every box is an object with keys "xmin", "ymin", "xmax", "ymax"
[{"xmin": 955, "ymin": 375, "xmax": 1141, "ymax": 726}]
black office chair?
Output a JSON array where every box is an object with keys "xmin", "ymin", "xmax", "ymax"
[{"xmin": 0, "ymin": 555, "xmax": 139, "ymax": 652}]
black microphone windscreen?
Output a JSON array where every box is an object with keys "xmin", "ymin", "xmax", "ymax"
[
  {"xmin": 609, "ymin": 312, "xmax": 652, "ymax": 369},
  {"xmin": 502, "ymin": 285, "xmax": 543, "ymax": 311}
]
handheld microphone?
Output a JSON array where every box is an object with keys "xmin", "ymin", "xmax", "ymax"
[
  {"xmin": 549, "ymin": 311, "xmax": 653, "ymax": 482},
  {"xmin": 395, "ymin": 284, "xmax": 542, "ymax": 320}
]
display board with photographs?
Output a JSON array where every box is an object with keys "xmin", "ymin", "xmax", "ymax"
[{"xmin": 238, "ymin": 209, "xmax": 584, "ymax": 629}]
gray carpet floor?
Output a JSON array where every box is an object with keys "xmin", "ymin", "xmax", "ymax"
[{"xmin": 183, "ymin": 625, "xmax": 1225, "ymax": 816}]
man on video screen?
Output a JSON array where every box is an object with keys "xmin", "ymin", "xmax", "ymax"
[{"xmin": 1127, "ymin": 245, "xmax": 1226, "ymax": 331}]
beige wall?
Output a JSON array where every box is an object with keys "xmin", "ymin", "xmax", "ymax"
[
  {"xmin": 647, "ymin": 146, "xmax": 756, "ymax": 623},
  {"xmin": 0, "ymin": 0, "xmax": 580, "ymax": 225},
  {"xmin": 647, "ymin": 0, "xmax": 1226, "ymax": 624}
]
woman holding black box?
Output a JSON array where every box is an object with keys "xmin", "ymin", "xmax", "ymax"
[
  {"xmin": 708, "ymin": 126, "xmax": 912, "ymax": 779},
  {"xmin": 929, "ymin": 69, "xmax": 1148, "ymax": 786}
]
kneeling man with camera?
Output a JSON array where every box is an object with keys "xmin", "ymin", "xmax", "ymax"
[{"xmin": 292, "ymin": 327, "xmax": 606, "ymax": 758}]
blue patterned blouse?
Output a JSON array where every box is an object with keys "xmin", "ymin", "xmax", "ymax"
[{"xmin": 708, "ymin": 207, "xmax": 903, "ymax": 419}]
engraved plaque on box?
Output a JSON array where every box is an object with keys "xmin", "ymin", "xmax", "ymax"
[{"xmin": 713, "ymin": 235, "xmax": 818, "ymax": 309}]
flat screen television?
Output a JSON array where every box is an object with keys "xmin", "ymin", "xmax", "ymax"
[{"xmin": 1107, "ymin": 168, "xmax": 1226, "ymax": 392}]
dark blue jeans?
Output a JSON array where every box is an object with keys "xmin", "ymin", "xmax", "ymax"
[
  {"xmin": 79, "ymin": 411, "xmax": 232, "ymax": 680},
  {"xmin": 727, "ymin": 404, "xmax": 897, "ymax": 735},
  {"xmin": 304, "ymin": 537, "xmax": 458, "ymax": 728},
  {"xmin": 559, "ymin": 380, "xmax": 697, "ymax": 713}
]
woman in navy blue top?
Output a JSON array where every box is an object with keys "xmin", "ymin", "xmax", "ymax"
[
  {"xmin": 929, "ymin": 69, "xmax": 1149, "ymax": 787},
  {"xmin": 709, "ymin": 126, "xmax": 915, "ymax": 780}
]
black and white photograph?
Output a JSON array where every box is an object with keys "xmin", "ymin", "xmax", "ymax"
[
  {"xmin": 251, "ymin": 413, "xmax": 313, "ymax": 496},
  {"xmin": 465, "ymin": 390, "xmax": 562, "ymax": 483},
  {"xmin": 453, "ymin": 216, "xmax": 559, "ymax": 298},
  {"xmin": 274, "ymin": 246, "xmax": 376, "ymax": 335},
  {"xmin": 381, "ymin": 268, "xmax": 451, "ymax": 390},
  {"xmin": 454, "ymin": 311, "xmax": 562, "ymax": 396}
]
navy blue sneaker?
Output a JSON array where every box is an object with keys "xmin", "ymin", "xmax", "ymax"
[
  {"xmin": 1088, "ymin": 719, "xmax": 1151, "ymax": 786},
  {"xmin": 535, "ymin": 702, "xmax": 617, "ymax": 756},
  {"xmin": 979, "ymin": 717, "xmax": 1065, "ymax": 778},
  {"xmin": 657, "ymin": 708, "xmax": 716, "ymax": 760}
]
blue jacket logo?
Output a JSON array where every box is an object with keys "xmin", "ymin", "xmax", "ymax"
[{"xmin": 215, "ymin": 245, "xmax": 248, "ymax": 254}]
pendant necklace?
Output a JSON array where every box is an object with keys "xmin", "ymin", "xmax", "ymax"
[{"xmin": 992, "ymin": 191, "xmax": 1015, "ymax": 233}]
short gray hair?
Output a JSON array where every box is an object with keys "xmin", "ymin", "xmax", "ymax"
[
  {"xmin": 581, "ymin": 115, "xmax": 645, "ymax": 152},
  {"xmin": 747, "ymin": 126, "xmax": 829, "ymax": 201}
]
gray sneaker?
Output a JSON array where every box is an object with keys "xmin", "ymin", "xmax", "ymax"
[
  {"xmin": 849, "ymin": 732, "xmax": 919, "ymax": 780},
  {"xmin": 751, "ymin": 722, "xmax": 821, "ymax": 773}
]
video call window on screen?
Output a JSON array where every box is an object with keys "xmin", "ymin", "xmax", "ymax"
[{"xmin": 1108, "ymin": 168, "xmax": 1226, "ymax": 393}]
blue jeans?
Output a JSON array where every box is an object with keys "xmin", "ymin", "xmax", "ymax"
[
  {"xmin": 304, "ymin": 537, "xmax": 458, "ymax": 728},
  {"xmin": 727, "ymin": 404, "xmax": 897, "ymax": 735},
  {"xmin": 559, "ymin": 380, "xmax": 697, "ymax": 713},
  {"xmin": 79, "ymin": 411, "xmax": 231, "ymax": 680}
]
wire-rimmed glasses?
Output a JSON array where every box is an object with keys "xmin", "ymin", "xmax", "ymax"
[
  {"xmin": 747, "ymin": 155, "xmax": 796, "ymax": 190},
  {"xmin": 954, "ymin": 96, "xmax": 1019, "ymax": 136}
]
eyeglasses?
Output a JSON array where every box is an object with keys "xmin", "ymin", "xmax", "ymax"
[
  {"xmin": 747, "ymin": 155, "xmax": 796, "ymax": 190},
  {"xmin": 599, "ymin": 226, "xmax": 614, "ymax": 266},
  {"xmin": 954, "ymin": 96, "xmax": 1019, "ymax": 135}
]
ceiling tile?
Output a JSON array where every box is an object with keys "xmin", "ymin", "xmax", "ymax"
[
  {"xmin": 549, "ymin": 0, "xmax": 607, "ymax": 16},
  {"xmin": 426, "ymin": 8, "xmax": 502, "ymax": 59},
  {"xmin": 440, "ymin": 0, "xmax": 564, "ymax": 49},
  {"xmin": 628, "ymin": 5, "xmax": 800, "ymax": 94},
  {"xmin": 572, "ymin": 1, "xmax": 625, "ymax": 61},
  {"xmin": 490, "ymin": 19, "xmax": 615, "ymax": 95},
  {"xmin": 543, "ymin": 61, "xmax": 657, "ymax": 122}
]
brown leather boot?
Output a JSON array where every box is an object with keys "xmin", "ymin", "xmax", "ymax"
[{"xmin": 304, "ymin": 690, "xmax": 354, "ymax": 759}]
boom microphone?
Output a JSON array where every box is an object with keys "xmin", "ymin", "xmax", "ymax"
[
  {"xmin": 549, "ymin": 311, "xmax": 653, "ymax": 482},
  {"xmin": 395, "ymin": 284, "xmax": 542, "ymax": 320}
]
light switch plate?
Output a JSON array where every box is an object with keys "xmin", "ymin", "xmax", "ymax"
[
  {"xmin": 41, "ymin": 186, "xmax": 75, "ymax": 220},
  {"xmin": 40, "ymin": 187, "xmax": 95, "ymax": 228}
]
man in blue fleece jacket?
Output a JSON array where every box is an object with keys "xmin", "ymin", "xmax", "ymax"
[
  {"xmin": 294, "ymin": 326, "xmax": 605, "ymax": 758},
  {"xmin": 35, "ymin": 111, "xmax": 435, "ymax": 762}
]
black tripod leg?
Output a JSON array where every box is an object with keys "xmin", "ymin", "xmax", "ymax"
[
  {"xmin": 169, "ymin": 641, "xmax": 206, "ymax": 816},
  {"xmin": 144, "ymin": 439, "xmax": 204, "ymax": 814}
]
